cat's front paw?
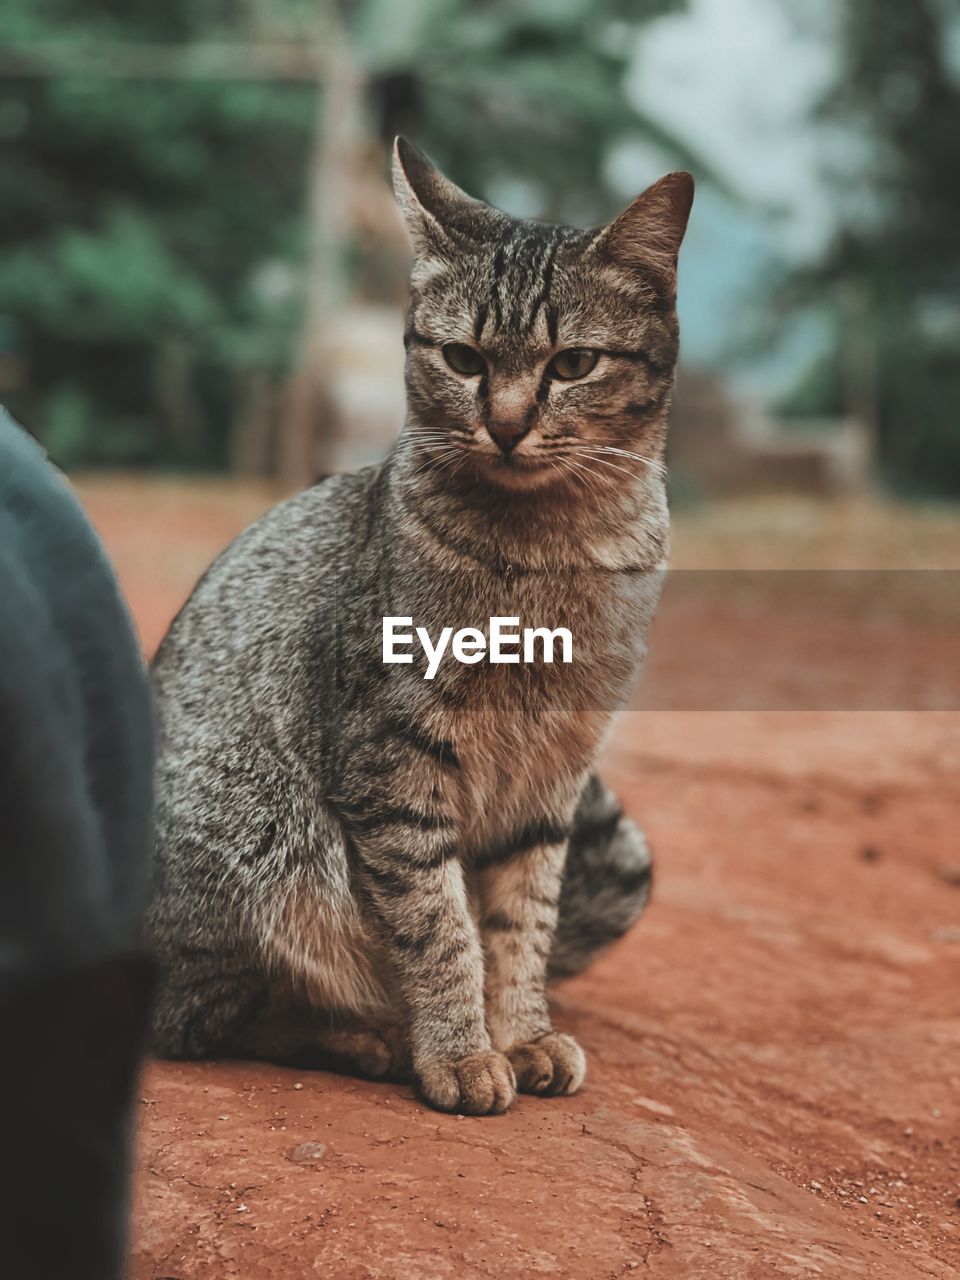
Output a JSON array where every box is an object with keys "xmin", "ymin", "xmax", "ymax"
[
  {"xmin": 417, "ymin": 1050, "xmax": 516, "ymax": 1115},
  {"xmin": 507, "ymin": 1032, "xmax": 586, "ymax": 1096}
]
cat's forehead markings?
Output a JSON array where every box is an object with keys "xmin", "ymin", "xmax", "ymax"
[
  {"xmin": 483, "ymin": 224, "xmax": 564, "ymax": 346},
  {"xmin": 522, "ymin": 228, "xmax": 563, "ymax": 340}
]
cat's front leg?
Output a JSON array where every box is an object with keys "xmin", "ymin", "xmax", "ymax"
[
  {"xmin": 350, "ymin": 823, "xmax": 516, "ymax": 1115},
  {"xmin": 479, "ymin": 836, "xmax": 587, "ymax": 1097}
]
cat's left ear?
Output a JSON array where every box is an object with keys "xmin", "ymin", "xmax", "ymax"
[
  {"xmin": 590, "ymin": 172, "xmax": 694, "ymax": 286},
  {"xmin": 392, "ymin": 136, "xmax": 500, "ymax": 255}
]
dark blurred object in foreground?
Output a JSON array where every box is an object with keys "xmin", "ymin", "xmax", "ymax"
[{"xmin": 0, "ymin": 410, "xmax": 154, "ymax": 1279}]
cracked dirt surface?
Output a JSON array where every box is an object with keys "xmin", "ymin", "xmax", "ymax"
[
  {"xmin": 127, "ymin": 717, "xmax": 960, "ymax": 1280},
  {"xmin": 75, "ymin": 480, "xmax": 960, "ymax": 1278}
]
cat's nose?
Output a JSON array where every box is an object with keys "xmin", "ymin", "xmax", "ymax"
[{"xmin": 487, "ymin": 421, "xmax": 530, "ymax": 455}]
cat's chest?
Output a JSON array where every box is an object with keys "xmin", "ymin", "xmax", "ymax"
[
  {"xmin": 404, "ymin": 565, "xmax": 656, "ymax": 675},
  {"xmin": 382, "ymin": 538, "xmax": 662, "ymax": 843},
  {"xmin": 450, "ymin": 700, "xmax": 604, "ymax": 849},
  {"xmin": 409, "ymin": 569, "xmax": 655, "ymax": 720}
]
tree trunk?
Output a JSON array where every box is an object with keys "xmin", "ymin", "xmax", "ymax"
[{"xmin": 280, "ymin": 4, "xmax": 366, "ymax": 489}]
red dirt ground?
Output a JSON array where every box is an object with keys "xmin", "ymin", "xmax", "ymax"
[{"xmin": 78, "ymin": 477, "xmax": 960, "ymax": 1279}]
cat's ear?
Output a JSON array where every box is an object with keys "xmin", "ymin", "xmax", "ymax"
[
  {"xmin": 590, "ymin": 172, "xmax": 694, "ymax": 285},
  {"xmin": 392, "ymin": 136, "xmax": 498, "ymax": 254}
]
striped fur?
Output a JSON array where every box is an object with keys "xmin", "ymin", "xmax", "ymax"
[{"xmin": 145, "ymin": 139, "xmax": 692, "ymax": 1114}]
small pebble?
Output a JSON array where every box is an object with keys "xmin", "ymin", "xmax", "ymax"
[
  {"xmin": 293, "ymin": 1082, "xmax": 303, "ymax": 1091},
  {"xmin": 288, "ymin": 1141, "xmax": 327, "ymax": 1166},
  {"xmin": 860, "ymin": 845, "xmax": 882, "ymax": 863}
]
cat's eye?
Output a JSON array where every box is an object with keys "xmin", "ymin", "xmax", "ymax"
[
  {"xmin": 442, "ymin": 343, "xmax": 486, "ymax": 377},
  {"xmin": 547, "ymin": 348, "xmax": 600, "ymax": 381}
]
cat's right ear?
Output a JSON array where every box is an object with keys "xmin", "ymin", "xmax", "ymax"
[
  {"xmin": 391, "ymin": 137, "xmax": 493, "ymax": 255},
  {"xmin": 589, "ymin": 171, "xmax": 694, "ymax": 288}
]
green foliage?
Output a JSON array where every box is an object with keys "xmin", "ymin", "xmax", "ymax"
[
  {"xmin": 876, "ymin": 333, "xmax": 960, "ymax": 498},
  {"xmin": 777, "ymin": 0, "xmax": 960, "ymax": 495},
  {"xmin": 0, "ymin": 3, "xmax": 316, "ymax": 467},
  {"xmin": 0, "ymin": 0, "xmax": 692, "ymax": 468},
  {"xmin": 358, "ymin": 0, "xmax": 689, "ymax": 221}
]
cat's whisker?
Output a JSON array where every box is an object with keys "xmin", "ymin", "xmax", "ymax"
[
  {"xmin": 596, "ymin": 451, "xmax": 665, "ymax": 479},
  {"xmin": 412, "ymin": 448, "xmax": 461, "ymax": 462},
  {"xmin": 558, "ymin": 455, "xmax": 594, "ymax": 489},
  {"xmin": 577, "ymin": 444, "xmax": 666, "ymax": 479},
  {"xmin": 549, "ymin": 456, "xmax": 580, "ymax": 487},
  {"xmin": 410, "ymin": 442, "xmax": 472, "ymax": 459},
  {"xmin": 575, "ymin": 445, "xmax": 664, "ymax": 478},
  {"xmin": 553, "ymin": 454, "xmax": 604, "ymax": 503},
  {"xmin": 414, "ymin": 451, "xmax": 460, "ymax": 471},
  {"xmin": 409, "ymin": 442, "xmax": 463, "ymax": 458},
  {"xmin": 410, "ymin": 447, "xmax": 463, "ymax": 479},
  {"xmin": 570, "ymin": 451, "xmax": 647, "ymax": 485},
  {"xmin": 577, "ymin": 444, "xmax": 656, "ymax": 466}
]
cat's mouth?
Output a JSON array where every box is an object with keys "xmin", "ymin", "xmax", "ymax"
[{"xmin": 478, "ymin": 450, "xmax": 559, "ymax": 491}]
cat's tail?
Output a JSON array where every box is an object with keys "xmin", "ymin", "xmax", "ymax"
[{"xmin": 548, "ymin": 775, "xmax": 653, "ymax": 980}]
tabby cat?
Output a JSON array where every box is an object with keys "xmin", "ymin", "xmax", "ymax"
[{"xmin": 146, "ymin": 139, "xmax": 692, "ymax": 1114}]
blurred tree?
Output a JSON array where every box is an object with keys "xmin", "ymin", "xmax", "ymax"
[
  {"xmin": 0, "ymin": 0, "xmax": 701, "ymax": 473},
  {"xmin": 359, "ymin": 0, "xmax": 701, "ymax": 216},
  {"xmin": 777, "ymin": 0, "xmax": 960, "ymax": 495},
  {"xmin": 0, "ymin": 2, "xmax": 318, "ymax": 468},
  {"xmin": 286, "ymin": 0, "xmax": 707, "ymax": 482}
]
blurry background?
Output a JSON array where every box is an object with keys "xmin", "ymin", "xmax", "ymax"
[
  {"xmin": 5, "ymin": 12, "xmax": 958, "ymax": 1267},
  {"xmin": 2, "ymin": 0, "xmax": 958, "ymax": 499}
]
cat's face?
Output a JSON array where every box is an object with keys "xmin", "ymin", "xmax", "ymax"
[{"xmin": 393, "ymin": 138, "xmax": 693, "ymax": 493}]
